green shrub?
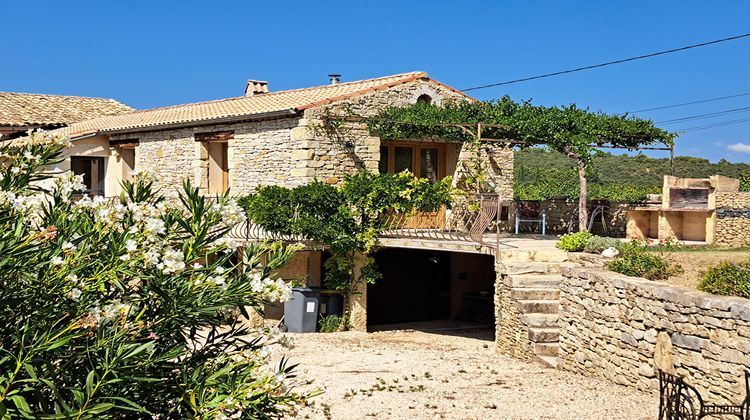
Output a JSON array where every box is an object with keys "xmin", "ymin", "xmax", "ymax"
[
  {"xmin": 606, "ymin": 241, "xmax": 682, "ymax": 281},
  {"xmin": 556, "ymin": 231, "xmax": 594, "ymax": 252},
  {"xmin": 698, "ymin": 260, "xmax": 750, "ymax": 298},
  {"xmin": 319, "ymin": 315, "xmax": 343, "ymax": 333},
  {"xmin": 584, "ymin": 235, "xmax": 622, "ymax": 254}
]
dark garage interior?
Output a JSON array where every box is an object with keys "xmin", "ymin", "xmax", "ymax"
[{"xmin": 368, "ymin": 248, "xmax": 495, "ymax": 327}]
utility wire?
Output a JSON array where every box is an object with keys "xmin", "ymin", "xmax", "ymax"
[
  {"xmin": 677, "ymin": 117, "xmax": 750, "ymax": 133},
  {"xmin": 629, "ymin": 92, "xmax": 750, "ymax": 113},
  {"xmin": 462, "ymin": 33, "xmax": 750, "ymax": 92},
  {"xmin": 656, "ymin": 106, "xmax": 750, "ymax": 124}
]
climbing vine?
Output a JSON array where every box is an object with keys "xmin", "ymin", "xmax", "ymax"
[{"xmin": 365, "ymin": 97, "xmax": 676, "ymax": 230}]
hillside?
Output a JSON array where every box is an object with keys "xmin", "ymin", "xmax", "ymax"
[{"xmin": 514, "ymin": 148, "xmax": 750, "ymax": 201}]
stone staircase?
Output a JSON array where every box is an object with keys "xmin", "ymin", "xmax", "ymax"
[{"xmin": 498, "ymin": 249, "xmax": 570, "ymax": 369}]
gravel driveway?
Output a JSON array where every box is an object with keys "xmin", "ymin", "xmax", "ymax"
[{"xmin": 282, "ymin": 325, "xmax": 657, "ymax": 419}]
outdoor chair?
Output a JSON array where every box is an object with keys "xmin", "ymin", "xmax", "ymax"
[
  {"xmin": 514, "ymin": 201, "xmax": 546, "ymax": 235},
  {"xmin": 658, "ymin": 369, "xmax": 750, "ymax": 420},
  {"xmin": 567, "ymin": 203, "xmax": 611, "ymax": 233}
]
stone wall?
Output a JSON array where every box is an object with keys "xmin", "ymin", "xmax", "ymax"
[
  {"xmin": 715, "ymin": 191, "xmax": 750, "ymax": 247},
  {"xmin": 110, "ymin": 118, "xmax": 300, "ymax": 196},
  {"xmin": 559, "ymin": 266, "xmax": 750, "ymax": 404}
]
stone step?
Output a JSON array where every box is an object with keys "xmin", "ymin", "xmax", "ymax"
[
  {"xmin": 520, "ymin": 313, "xmax": 560, "ymax": 328},
  {"xmin": 497, "ymin": 249, "xmax": 569, "ymax": 263},
  {"xmin": 510, "ymin": 287, "xmax": 560, "ymax": 300},
  {"xmin": 504, "ymin": 274, "xmax": 563, "ymax": 288},
  {"xmin": 535, "ymin": 355, "xmax": 559, "ymax": 369},
  {"xmin": 501, "ymin": 262, "xmax": 558, "ymax": 275},
  {"xmin": 532, "ymin": 342, "xmax": 560, "ymax": 357},
  {"xmin": 528, "ymin": 327, "xmax": 560, "ymax": 343},
  {"xmin": 516, "ymin": 300, "xmax": 559, "ymax": 314}
]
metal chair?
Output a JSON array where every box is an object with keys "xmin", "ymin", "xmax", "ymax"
[
  {"xmin": 514, "ymin": 201, "xmax": 546, "ymax": 235},
  {"xmin": 658, "ymin": 369, "xmax": 749, "ymax": 420}
]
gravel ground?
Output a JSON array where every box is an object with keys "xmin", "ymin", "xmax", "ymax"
[{"xmin": 281, "ymin": 326, "xmax": 657, "ymax": 419}]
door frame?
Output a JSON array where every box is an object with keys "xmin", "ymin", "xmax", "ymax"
[{"xmin": 380, "ymin": 141, "xmax": 447, "ymax": 181}]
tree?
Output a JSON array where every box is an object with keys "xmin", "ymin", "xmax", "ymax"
[{"xmin": 367, "ymin": 98, "xmax": 675, "ymax": 231}]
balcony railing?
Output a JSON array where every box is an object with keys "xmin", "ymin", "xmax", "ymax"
[
  {"xmin": 225, "ymin": 193, "xmax": 507, "ymax": 251},
  {"xmin": 379, "ymin": 193, "xmax": 505, "ymax": 249}
]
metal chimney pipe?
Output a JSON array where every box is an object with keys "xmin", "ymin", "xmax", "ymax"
[{"xmin": 328, "ymin": 74, "xmax": 341, "ymax": 85}]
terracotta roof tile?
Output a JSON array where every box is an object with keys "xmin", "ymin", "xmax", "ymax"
[
  {"xmin": 60, "ymin": 71, "xmax": 467, "ymax": 137},
  {"xmin": 0, "ymin": 92, "xmax": 134, "ymax": 127}
]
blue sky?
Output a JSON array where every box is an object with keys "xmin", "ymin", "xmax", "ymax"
[{"xmin": 2, "ymin": 1, "xmax": 749, "ymax": 162}]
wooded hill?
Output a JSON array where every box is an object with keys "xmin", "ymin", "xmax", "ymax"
[{"xmin": 514, "ymin": 148, "xmax": 750, "ymax": 201}]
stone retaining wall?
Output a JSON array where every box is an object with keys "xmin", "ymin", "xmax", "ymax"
[
  {"xmin": 559, "ymin": 266, "xmax": 750, "ymax": 404},
  {"xmin": 715, "ymin": 191, "xmax": 750, "ymax": 247}
]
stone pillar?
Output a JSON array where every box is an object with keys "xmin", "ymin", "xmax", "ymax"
[{"xmin": 347, "ymin": 253, "xmax": 369, "ymax": 332}]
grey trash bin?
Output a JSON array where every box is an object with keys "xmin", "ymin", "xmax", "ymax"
[{"xmin": 283, "ymin": 287, "xmax": 321, "ymax": 333}]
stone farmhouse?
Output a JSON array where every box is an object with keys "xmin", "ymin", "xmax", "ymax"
[{"xmin": 14, "ymin": 71, "xmax": 516, "ymax": 332}]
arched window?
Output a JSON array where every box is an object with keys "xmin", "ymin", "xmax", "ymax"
[{"xmin": 416, "ymin": 94, "xmax": 432, "ymax": 105}]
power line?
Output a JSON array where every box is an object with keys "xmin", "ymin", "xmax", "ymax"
[
  {"xmin": 462, "ymin": 32, "xmax": 750, "ymax": 92},
  {"xmin": 677, "ymin": 117, "xmax": 750, "ymax": 133},
  {"xmin": 629, "ymin": 92, "xmax": 750, "ymax": 113},
  {"xmin": 656, "ymin": 106, "xmax": 750, "ymax": 124}
]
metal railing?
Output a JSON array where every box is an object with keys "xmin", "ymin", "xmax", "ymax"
[{"xmin": 378, "ymin": 193, "xmax": 505, "ymax": 249}]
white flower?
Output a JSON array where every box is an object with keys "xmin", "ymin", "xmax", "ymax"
[
  {"xmin": 192, "ymin": 263, "xmax": 204, "ymax": 270},
  {"xmin": 62, "ymin": 241, "xmax": 77, "ymax": 253},
  {"xmin": 119, "ymin": 254, "xmax": 130, "ymax": 261},
  {"xmin": 214, "ymin": 266, "xmax": 226, "ymax": 275},
  {"xmin": 212, "ymin": 199, "xmax": 247, "ymax": 228},
  {"xmin": 66, "ymin": 288, "xmax": 82, "ymax": 300},
  {"xmin": 51, "ymin": 256, "xmax": 64, "ymax": 266},
  {"xmin": 65, "ymin": 274, "xmax": 79, "ymax": 284},
  {"xmin": 158, "ymin": 248, "xmax": 185, "ymax": 274},
  {"xmin": 10, "ymin": 167, "xmax": 21, "ymax": 174},
  {"xmin": 125, "ymin": 239, "xmax": 137, "ymax": 252}
]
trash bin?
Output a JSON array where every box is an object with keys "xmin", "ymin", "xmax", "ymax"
[
  {"xmin": 283, "ymin": 287, "xmax": 321, "ymax": 333},
  {"xmin": 321, "ymin": 291, "xmax": 344, "ymax": 317}
]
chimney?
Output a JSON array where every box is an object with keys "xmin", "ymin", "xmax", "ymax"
[
  {"xmin": 328, "ymin": 74, "xmax": 341, "ymax": 85},
  {"xmin": 245, "ymin": 79, "xmax": 269, "ymax": 96}
]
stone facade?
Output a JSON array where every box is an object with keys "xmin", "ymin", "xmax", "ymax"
[
  {"xmin": 715, "ymin": 191, "xmax": 750, "ymax": 247},
  {"xmin": 110, "ymin": 118, "xmax": 300, "ymax": 196},
  {"xmin": 559, "ymin": 266, "xmax": 750, "ymax": 404}
]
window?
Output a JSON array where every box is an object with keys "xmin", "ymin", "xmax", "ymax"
[
  {"xmin": 70, "ymin": 156, "xmax": 105, "ymax": 195},
  {"xmin": 379, "ymin": 142, "xmax": 445, "ymax": 182},
  {"xmin": 416, "ymin": 94, "xmax": 432, "ymax": 104}
]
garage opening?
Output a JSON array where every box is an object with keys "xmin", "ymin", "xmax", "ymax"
[{"xmin": 368, "ymin": 248, "xmax": 495, "ymax": 336}]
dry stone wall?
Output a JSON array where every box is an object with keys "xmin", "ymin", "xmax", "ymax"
[
  {"xmin": 559, "ymin": 266, "xmax": 750, "ymax": 404},
  {"xmin": 715, "ymin": 192, "xmax": 750, "ymax": 247}
]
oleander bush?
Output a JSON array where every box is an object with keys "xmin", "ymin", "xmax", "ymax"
[
  {"xmin": 555, "ymin": 231, "xmax": 594, "ymax": 252},
  {"xmin": 606, "ymin": 240, "xmax": 683, "ymax": 281},
  {"xmin": 698, "ymin": 260, "xmax": 750, "ymax": 298},
  {"xmin": 0, "ymin": 132, "xmax": 309, "ymax": 418}
]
